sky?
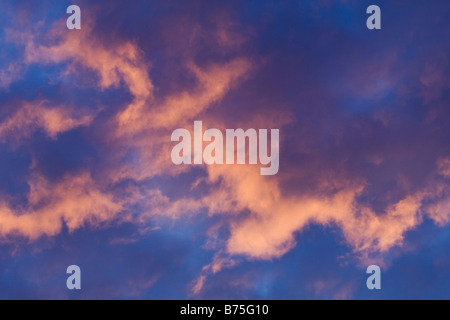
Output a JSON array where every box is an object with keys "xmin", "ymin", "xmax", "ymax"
[{"xmin": 0, "ymin": 0, "xmax": 449, "ymax": 299}]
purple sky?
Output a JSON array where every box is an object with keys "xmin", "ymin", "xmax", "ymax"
[{"xmin": 0, "ymin": 0, "xmax": 449, "ymax": 299}]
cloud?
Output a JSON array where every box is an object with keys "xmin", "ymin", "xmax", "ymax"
[
  {"xmin": 192, "ymin": 251, "xmax": 239, "ymax": 294},
  {"xmin": 1, "ymin": 0, "xmax": 449, "ymax": 299},
  {"xmin": 118, "ymin": 58, "xmax": 252, "ymax": 133},
  {"xmin": 110, "ymin": 58, "xmax": 252, "ymax": 181},
  {"xmin": 438, "ymin": 158, "xmax": 450, "ymax": 178},
  {"xmin": 0, "ymin": 101, "xmax": 93, "ymax": 142},
  {"xmin": 4, "ymin": 6, "xmax": 447, "ymax": 260},
  {"xmin": 21, "ymin": 18, "xmax": 154, "ymax": 100},
  {"xmin": 0, "ymin": 61, "xmax": 24, "ymax": 89},
  {"xmin": 427, "ymin": 198, "xmax": 450, "ymax": 226},
  {"xmin": 200, "ymin": 164, "xmax": 446, "ymax": 261},
  {"xmin": 0, "ymin": 172, "xmax": 123, "ymax": 240}
]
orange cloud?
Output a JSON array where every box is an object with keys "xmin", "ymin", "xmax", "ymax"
[
  {"xmin": 3, "ymin": 8, "xmax": 450, "ymax": 298},
  {"xmin": 117, "ymin": 58, "xmax": 252, "ymax": 135},
  {"xmin": 427, "ymin": 197, "xmax": 450, "ymax": 226},
  {"xmin": 23, "ymin": 19, "xmax": 153, "ymax": 101},
  {"xmin": 0, "ymin": 172, "xmax": 123, "ymax": 240},
  {"xmin": 0, "ymin": 101, "xmax": 93, "ymax": 142},
  {"xmin": 10, "ymin": 14, "xmax": 252, "ymax": 183},
  {"xmin": 110, "ymin": 58, "xmax": 252, "ymax": 181},
  {"xmin": 199, "ymin": 165, "xmax": 443, "ymax": 262},
  {"xmin": 438, "ymin": 158, "xmax": 450, "ymax": 178},
  {"xmin": 0, "ymin": 61, "xmax": 23, "ymax": 89},
  {"xmin": 7, "ymin": 14, "xmax": 445, "ymax": 262}
]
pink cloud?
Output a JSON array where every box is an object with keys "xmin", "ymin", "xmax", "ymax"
[
  {"xmin": 0, "ymin": 101, "xmax": 93, "ymax": 142},
  {"xmin": 0, "ymin": 172, "xmax": 123, "ymax": 240},
  {"xmin": 2, "ymin": 6, "xmax": 450, "ymax": 298}
]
